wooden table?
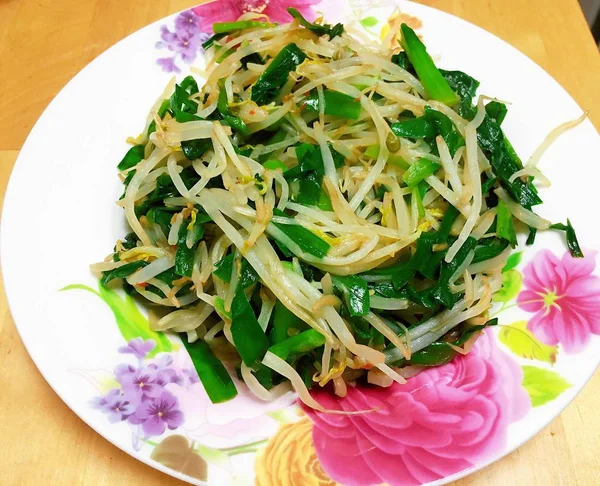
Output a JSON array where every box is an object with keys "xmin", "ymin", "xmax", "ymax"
[{"xmin": 1, "ymin": 0, "xmax": 599, "ymax": 484}]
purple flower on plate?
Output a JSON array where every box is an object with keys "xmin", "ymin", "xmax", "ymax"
[
  {"xmin": 175, "ymin": 10, "xmax": 201, "ymax": 34},
  {"xmin": 92, "ymin": 344, "xmax": 188, "ymax": 439},
  {"xmin": 118, "ymin": 338, "xmax": 155, "ymax": 361},
  {"xmin": 119, "ymin": 366, "xmax": 164, "ymax": 401},
  {"xmin": 147, "ymin": 355, "xmax": 183, "ymax": 386},
  {"xmin": 157, "ymin": 56, "xmax": 179, "ymax": 73},
  {"xmin": 134, "ymin": 390, "xmax": 184, "ymax": 437},
  {"xmin": 156, "ymin": 366, "xmax": 183, "ymax": 386},
  {"xmin": 179, "ymin": 33, "xmax": 207, "ymax": 62},
  {"xmin": 114, "ymin": 362, "xmax": 137, "ymax": 381},
  {"xmin": 91, "ymin": 389, "xmax": 136, "ymax": 423},
  {"xmin": 156, "ymin": 26, "xmax": 206, "ymax": 61},
  {"xmin": 152, "ymin": 354, "xmax": 174, "ymax": 369},
  {"xmin": 155, "ymin": 11, "xmax": 209, "ymax": 73},
  {"xmin": 182, "ymin": 368, "xmax": 200, "ymax": 385},
  {"xmin": 157, "ymin": 24, "xmax": 178, "ymax": 45}
]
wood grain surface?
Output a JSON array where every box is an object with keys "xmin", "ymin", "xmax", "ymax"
[{"xmin": 1, "ymin": 0, "xmax": 599, "ymax": 484}]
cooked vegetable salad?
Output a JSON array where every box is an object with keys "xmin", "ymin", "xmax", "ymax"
[{"xmin": 93, "ymin": 10, "xmax": 584, "ymax": 409}]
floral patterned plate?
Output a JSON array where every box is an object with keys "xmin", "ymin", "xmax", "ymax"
[{"xmin": 2, "ymin": 1, "xmax": 600, "ymax": 485}]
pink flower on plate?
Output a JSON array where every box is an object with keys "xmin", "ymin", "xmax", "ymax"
[
  {"xmin": 303, "ymin": 332, "xmax": 529, "ymax": 486},
  {"xmin": 517, "ymin": 249, "xmax": 600, "ymax": 353},
  {"xmin": 192, "ymin": 0, "xmax": 322, "ymax": 28}
]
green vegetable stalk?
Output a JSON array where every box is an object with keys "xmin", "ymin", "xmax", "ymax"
[
  {"xmin": 403, "ymin": 158, "xmax": 441, "ymax": 188},
  {"xmin": 271, "ymin": 208, "xmax": 331, "ymax": 258},
  {"xmin": 212, "ymin": 21, "xmax": 273, "ymax": 34},
  {"xmin": 269, "ymin": 329, "xmax": 326, "ymax": 360},
  {"xmin": 302, "ymin": 89, "xmax": 362, "ymax": 120},
  {"xmin": 251, "ymin": 43, "xmax": 307, "ymax": 105},
  {"xmin": 400, "ymin": 24, "xmax": 459, "ymax": 106},
  {"xmin": 181, "ymin": 338, "xmax": 238, "ymax": 403},
  {"xmin": 230, "ymin": 287, "xmax": 270, "ymax": 367}
]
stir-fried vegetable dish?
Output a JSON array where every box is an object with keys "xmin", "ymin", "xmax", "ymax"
[{"xmin": 93, "ymin": 10, "xmax": 584, "ymax": 409}]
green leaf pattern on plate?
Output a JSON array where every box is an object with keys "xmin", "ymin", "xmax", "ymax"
[
  {"xmin": 61, "ymin": 283, "xmax": 172, "ymax": 357},
  {"xmin": 521, "ymin": 365, "xmax": 572, "ymax": 407},
  {"xmin": 499, "ymin": 321, "xmax": 558, "ymax": 364},
  {"xmin": 493, "ymin": 269, "xmax": 523, "ymax": 303},
  {"xmin": 493, "ymin": 252, "xmax": 524, "ymax": 303}
]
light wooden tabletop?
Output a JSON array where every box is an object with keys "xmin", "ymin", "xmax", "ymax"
[{"xmin": 1, "ymin": 0, "xmax": 600, "ymax": 484}]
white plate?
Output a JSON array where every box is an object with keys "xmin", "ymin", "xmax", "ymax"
[{"xmin": 3, "ymin": 1, "xmax": 600, "ymax": 485}]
